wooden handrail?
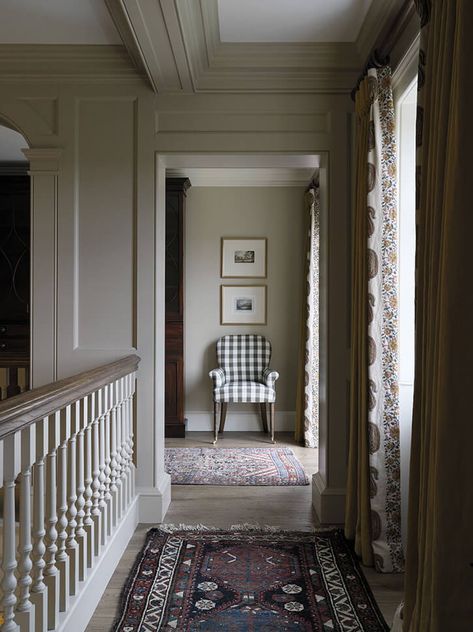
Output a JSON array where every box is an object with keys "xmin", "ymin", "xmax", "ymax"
[{"xmin": 0, "ymin": 354, "xmax": 140, "ymax": 440}]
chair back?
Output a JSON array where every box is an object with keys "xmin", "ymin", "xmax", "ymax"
[{"xmin": 216, "ymin": 334, "xmax": 271, "ymax": 382}]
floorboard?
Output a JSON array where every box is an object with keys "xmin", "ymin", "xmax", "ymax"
[{"xmin": 86, "ymin": 431, "xmax": 403, "ymax": 630}]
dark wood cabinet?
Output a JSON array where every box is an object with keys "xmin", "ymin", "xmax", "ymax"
[
  {"xmin": 165, "ymin": 177, "xmax": 190, "ymax": 437},
  {"xmin": 0, "ymin": 175, "xmax": 31, "ymax": 398}
]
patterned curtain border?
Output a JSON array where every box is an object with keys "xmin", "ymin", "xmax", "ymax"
[
  {"xmin": 302, "ymin": 187, "xmax": 319, "ymax": 449},
  {"xmin": 366, "ymin": 66, "xmax": 403, "ymax": 573}
]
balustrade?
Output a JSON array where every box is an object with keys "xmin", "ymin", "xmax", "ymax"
[{"xmin": 0, "ymin": 355, "xmax": 139, "ymax": 631}]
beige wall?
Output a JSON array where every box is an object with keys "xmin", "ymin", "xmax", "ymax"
[
  {"xmin": 184, "ymin": 186, "xmax": 306, "ymax": 430},
  {"xmin": 0, "ymin": 63, "xmax": 353, "ymax": 521}
]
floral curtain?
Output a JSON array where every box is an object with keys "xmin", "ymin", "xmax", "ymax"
[
  {"xmin": 295, "ymin": 186, "xmax": 319, "ymax": 448},
  {"xmin": 345, "ymin": 66, "xmax": 403, "ymax": 573}
]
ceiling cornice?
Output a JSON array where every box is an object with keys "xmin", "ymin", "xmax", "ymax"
[
  {"xmin": 166, "ymin": 167, "xmax": 315, "ymax": 187},
  {"xmin": 0, "ymin": 44, "xmax": 145, "ymax": 83}
]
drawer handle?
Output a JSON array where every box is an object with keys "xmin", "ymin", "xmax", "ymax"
[
  {"xmin": 0, "ymin": 326, "xmax": 6, "ymax": 334},
  {"xmin": 0, "ymin": 343, "xmax": 6, "ymax": 350}
]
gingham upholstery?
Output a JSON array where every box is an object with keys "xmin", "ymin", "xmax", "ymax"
[
  {"xmin": 209, "ymin": 335, "xmax": 279, "ymax": 403},
  {"xmin": 213, "ymin": 381, "xmax": 276, "ymax": 403}
]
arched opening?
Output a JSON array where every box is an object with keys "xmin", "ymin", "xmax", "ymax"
[{"xmin": 0, "ymin": 120, "xmax": 31, "ymax": 399}]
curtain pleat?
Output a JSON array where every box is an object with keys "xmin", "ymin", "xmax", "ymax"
[
  {"xmin": 345, "ymin": 67, "xmax": 403, "ymax": 573},
  {"xmin": 295, "ymin": 187, "xmax": 319, "ymax": 448},
  {"xmin": 404, "ymin": 2, "xmax": 473, "ymax": 630}
]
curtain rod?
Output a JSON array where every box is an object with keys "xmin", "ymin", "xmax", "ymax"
[{"xmin": 351, "ymin": 0, "xmax": 416, "ymax": 101}]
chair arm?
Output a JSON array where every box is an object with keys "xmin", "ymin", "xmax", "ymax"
[
  {"xmin": 209, "ymin": 368, "xmax": 226, "ymax": 388},
  {"xmin": 262, "ymin": 369, "xmax": 279, "ymax": 388}
]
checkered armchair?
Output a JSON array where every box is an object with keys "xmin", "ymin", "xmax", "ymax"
[{"xmin": 209, "ymin": 335, "xmax": 279, "ymax": 443}]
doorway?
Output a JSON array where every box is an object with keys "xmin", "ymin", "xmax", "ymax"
[
  {"xmin": 0, "ymin": 122, "xmax": 30, "ymax": 400},
  {"xmin": 157, "ymin": 152, "xmax": 325, "ymax": 520}
]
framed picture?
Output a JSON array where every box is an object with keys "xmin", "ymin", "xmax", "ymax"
[
  {"xmin": 221, "ymin": 238, "xmax": 267, "ymax": 278},
  {"xmin": 220, "ymin": 285, "xmax": 267, "ymax": 325}
]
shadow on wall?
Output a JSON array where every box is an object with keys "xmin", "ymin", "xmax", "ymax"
[{"xmin": 184, "ymin": 341, "xmax": 216, "ymax": 409}]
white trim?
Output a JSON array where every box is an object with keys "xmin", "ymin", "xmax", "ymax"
[
  {"xmin": 392, "ymin": 34, "xmax": 420, "ymax": 103},
  {"xmin": 57, "ymin": 495, "xmax": 139, "ymax": 632},
  {"xmin": 185, "ymin": 410, "xmax": 295, "ymax": 432},
  {"xmin": 137, "ymin": 474, "xmax": 172, "ymax": 523},
  {"xmin": 0, "ymin": 44, "xmax": 143, "ymax": 82},
  {"xmin": 312, "ymin": 471, "xmax": 346, "ymax": 525},
  {"xmin": 166, "ymin": 167, "xmax": 314, "ymax": 187}
]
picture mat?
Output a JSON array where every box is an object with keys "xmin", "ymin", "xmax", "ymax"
[
  {"xmin": 221, "ymin": 238, "xmax": 267, "ymax": 278},
  {"xmin": 221, "ymin": 285, "xmax": 267, "ymax": 324}
]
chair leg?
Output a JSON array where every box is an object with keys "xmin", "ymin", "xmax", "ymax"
[
  {"xmin": 269, "ymin": 403, "xmax": 275, "ymax": 444},
  {"xmin": 219, "ymin": 403, "xmax": 228, "ymax": 434},
  {"xmin": 213, "ymin": 402, "xmax": 220, "ymax": 445},
  {"xmin": 260, "ymin": 403, "xmax": 269, "ymax": 434}
]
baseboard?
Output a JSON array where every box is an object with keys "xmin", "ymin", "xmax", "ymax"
[
  {"xmin": 185, "ymin": 410, "xmax": 295, "ymax": 432},
  {"xmin": 58, "ymin": 495, "xmax": 139, "ymax": 632},
  {"xmin": 137, "ymin": 470, "xmax": 171, "ymax": 523},
  {"xmin": 312, "ymin": 471, "xmax": 346, "ymax": 525}
]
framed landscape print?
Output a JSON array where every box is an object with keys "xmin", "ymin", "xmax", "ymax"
[
  {"xmin": 221, "ymin": 238, "xmax": 267, "ymax": 278},
  {"xmin": 220, "ymin": 285, "xmax": 267, "ymax": 325}
]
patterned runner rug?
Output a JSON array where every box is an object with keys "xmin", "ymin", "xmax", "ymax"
[
  {"xmin": 113, "ymin": 526, "xmax": 388, "ymax": 631},
  {"xmin": 165, "ymin": 447, "xmax": 309, "ymax": 486}
]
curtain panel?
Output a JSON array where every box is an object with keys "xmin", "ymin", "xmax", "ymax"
[
  {"xmin": 345, "ymin": 66, "xmax": 403, "ymax": 573},
  {"xmin": 295, "ymin": 186, "xmax": 319, "ymax": 448},
  {"xmin": 404, "ymin": 1, "xmax": 473, "ymax": 630}
]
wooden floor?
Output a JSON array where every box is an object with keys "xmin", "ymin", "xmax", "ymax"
[{"xmin": 86, "ymin": 432, "xmax": 403, "ymax": 631}]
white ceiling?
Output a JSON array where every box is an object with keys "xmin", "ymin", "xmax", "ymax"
[
  {"xmin": 164, "ymin": 154, "xmax": 319, "ymax": 187},
  {"xmin": 218, "ymin": 0, "xmax": 374, "ymax": 43},
  {"xmin": 0, "ymin": 0, "xmax": 121, "ymax": 45},
  {"xmin": 0, "ymin": 125, "xmax": 28, "ymax": 162}
]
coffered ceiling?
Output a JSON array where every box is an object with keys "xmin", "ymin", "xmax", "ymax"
[
  {"xmin": 217, "ymin": 0, "xmax": 372, "ymax": 43},
  {"xmin": 106, "ymin": 0, "xmax": 405, "ymax": 93},
  {"xmin": 0, "ymin": 0, "xmax": 407, "ymax": 93}
]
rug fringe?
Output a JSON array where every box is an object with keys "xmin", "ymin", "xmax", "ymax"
[{"xmin": 156, "ymin": 522, "xmax": 337, "ymax": 534}]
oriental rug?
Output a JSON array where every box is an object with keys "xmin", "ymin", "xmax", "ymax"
[
  {"xmin": 165, "ymin": 447, "xmax": 309, "ymax": 486},
  {"xmin": 113, "ymin": 526, "xmax": 388, "ymax": 631}
]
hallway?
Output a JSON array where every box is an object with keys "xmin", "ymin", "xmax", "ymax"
[{"xmin": 86, "ymin": 432, "xmax": 403, "ymax": 630}]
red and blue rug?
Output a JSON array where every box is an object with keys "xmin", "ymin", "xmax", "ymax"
[
  {"xmin": 165, "ymin": 447, "xmax": 309, "ymax": 486},
  {"xmin": 113, "ymin": 526, "xmax": 388, "ymax": 631}
]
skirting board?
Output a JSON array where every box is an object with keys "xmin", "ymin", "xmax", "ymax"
[
  {"xmin": 58, "ymin": 495, "xmax": 139, "ymax": 632},
  {"xmin": 185, "ymin": 410, "xmax": 295, "ymax": 432},
  {"xmin": 312, "ymin": 471, "xmax": 346, "ymax": 525}
]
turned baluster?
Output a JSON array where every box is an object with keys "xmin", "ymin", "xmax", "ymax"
[
  {"xmin": 124, "ymin": 375, "xmax": 134, "ymax": 507},
  {"xmin": 97, "ymin": 387, "xmax": 108, "ymax": 546},
  {"xmin": 1, "ymin": 433, "xmax": 21, "ymax": 632},
  {"xmin": 121, "ymin": 376, "xmax": 130, "ymax": 512},
  {"xmin": 128, "ymin": 372, "xmax": 136, "ymax": 499},
  {"xmin": 16, "ymin": 426, "xmax": 36, "ymax": 632},
  {"xmin": 112, "ymin": 380, "xmax": 124, "ymax": 522},
  {"xmin": 109, "ymin": 384, "xmax": 119, "ymax": 529},
  {"xmin": 30, "ymin": 417, "xmax": 49, "ymax": 632},
  {"xmin": 120, "ymin": 375, "xmax": 130, "ymax": 508},
  {"xmin": 56, "ymin": 406, "xmax": 71, "ymax": 612},
  {"xmin": 90, "ymin": 391, "xmax": 102, "ymax": 558},
  {"xmin": 103, "ymin": 383, "xmax": 113, "ymax": 537},
  {"xmin": 44, "ymin": 411, "xmax": 60, "ymax": 630},
  {"xmin": 75, "ymin": 396, "xmax": 88, "ymax": 581},
  {"xmin": 84, "ymin": 394, "xmax": 96, "ymax": 565},
  {"xmin": 67, "ymin": 401, "xmax": 80, "ymax": 596}
]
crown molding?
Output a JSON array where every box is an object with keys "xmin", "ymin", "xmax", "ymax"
[
  {"xmin": 166, "ymin": 167, "xmax": 315, "ymax": 187},
  {"xmin": 101, "ymin": 0, "xmax": 405, "ymax": 94},
  {"xmin": 0, "ymin": 44, "xmax": 145, "ymax": 83}
]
